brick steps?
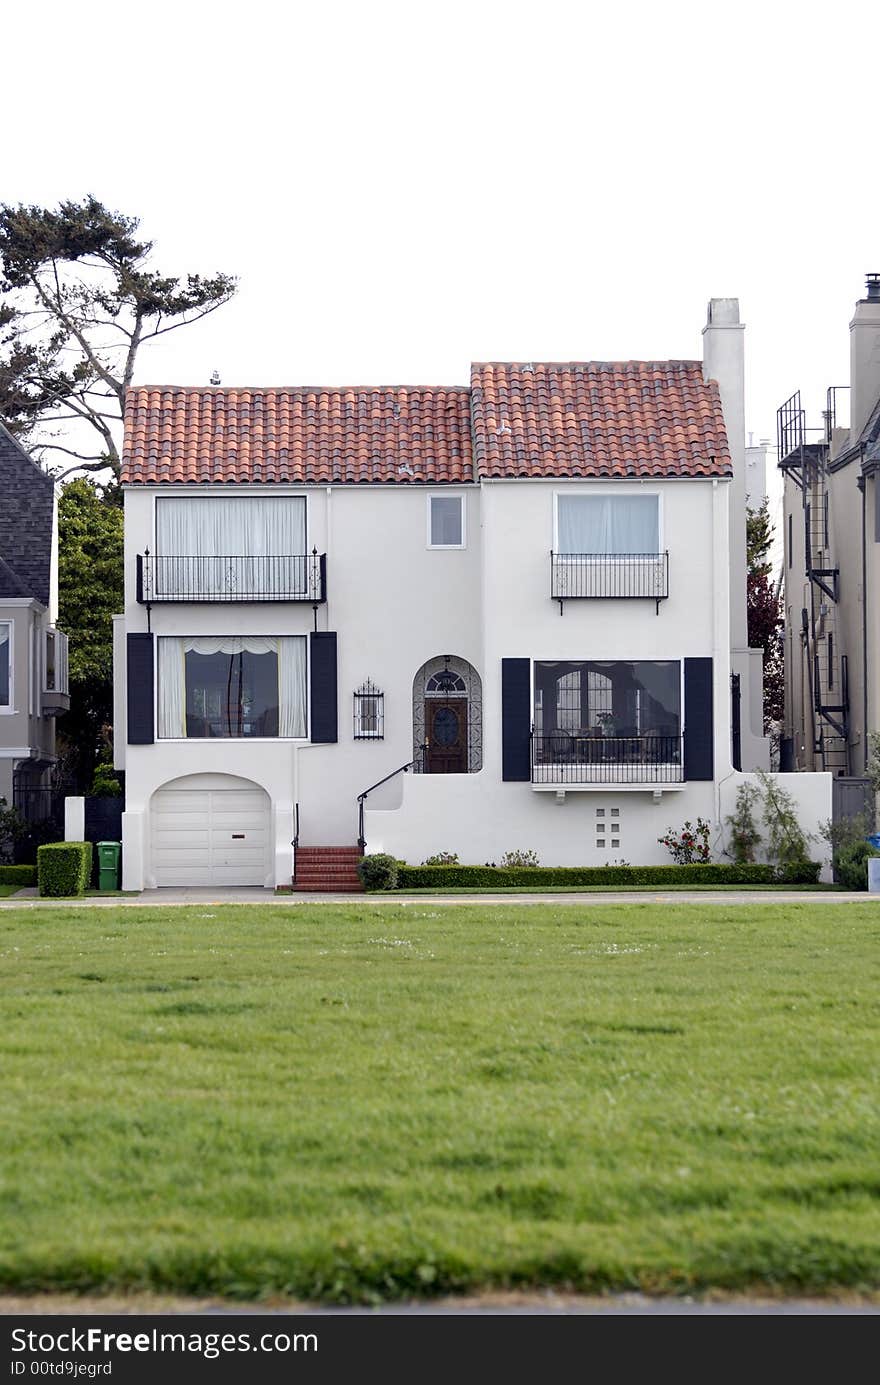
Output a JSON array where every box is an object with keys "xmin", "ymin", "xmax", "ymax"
[{"xmin": 294, "ymin": 846, "xmax": 364, "ymax": 893}]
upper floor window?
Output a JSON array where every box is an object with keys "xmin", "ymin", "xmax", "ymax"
[
  {"xmin": 156, "ymin": 496, "xmax": 306, "ymax": 557},
  {"xmin": 154, "ymin": 496, "xmax": 309, "ymax": 600},
  {"xmin": 0, "ymin": 623, "xmax": 10, "ymax": 708},
  {"xmin": 556, "ymin": 493, "xmax": 659, "ymax": 554},
  {"xmin": 44, "ymin": 629, "xmax": 68, "ymax": 695},
  {"xmin": 427, "ymin": 494, "xmax": 465, "ymax": 548}
]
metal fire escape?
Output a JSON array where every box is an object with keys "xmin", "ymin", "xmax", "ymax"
[{"xmin": 777, "ymin": 388, "xmax": 849, "ymax": 774}]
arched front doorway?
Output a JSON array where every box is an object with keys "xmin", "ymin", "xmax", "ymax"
[{"xmin": 413, "ymin": 655, "xmax": 482, "ymax": 773}]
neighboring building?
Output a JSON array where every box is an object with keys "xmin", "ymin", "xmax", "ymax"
[
  {"xmin": 0, "ymin": 422, "xmax": 69, "ymax": 814},
  {"xmin": 114, "ymin": 299, "xmax": 828, "ymax": 892},
  {"xmin": 779, "ymin": 274, "xmax": 880, "ymax": 778}
]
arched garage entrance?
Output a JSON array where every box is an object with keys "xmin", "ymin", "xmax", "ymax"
[{"xmin": 150, "ymin": 773, "xmax": 271, "ymax": 887}]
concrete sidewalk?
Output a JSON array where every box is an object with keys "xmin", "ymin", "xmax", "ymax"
[{"xmin": 0, "ymin": 886, "xmax": 874, "ymax": 908}]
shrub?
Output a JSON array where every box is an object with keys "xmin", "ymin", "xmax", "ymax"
[
  {"xmin": 357, "ymin": 853, "xmax": 399, "ymax": 891},
  {"xmin": 0, "ymin": 796, "xmax": 26, "ymax": 863},
  {"xmin": 725, "ymin": 782, "xmax": 761, "ymax": 863},
  {"xmin": 819, "ymin": 811, "xmax": 875, "ymax": 884},
  {"xmin": 658, "ymin": 818, "xmax": 711, "ymax": 864},
  {"xmin": 421, "ymin": 851, "xmax": 459, "ymax": 866},
  {"xmin": 37, "ymin": 842, "xmax": 93, "ymax": 897},
  {"xmin": 0, "ymin": 864, "xmax": 37, "ymax": 886},
  {"xmin": 835, "ymin": 840, "xmax": 880, "ymax": 892},
  {"xmin": 90, "ymin": 763, "xmax": 123, "ymax": 797},
  {"xmin": 499, "ymin": 849, "xmax": 540, "ymax": 868},
  {"xmin": 775, "ymin": 860, "xmax": 822, "ymax": 885},
  {"xmin": 756, "ymin": 768, "xmax": 814, "ymax": 868},
  {"xmin": 394, "ymin": 862, "xmax": 812, "ymax": 890}
]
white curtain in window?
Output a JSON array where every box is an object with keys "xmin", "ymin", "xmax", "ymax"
[
  {"xmin": 557, "ymin": 494, "xmax": 659, "ymax": 553},
  {"xmin": 157, "ymin": 635, "xmax": 306, "ymax": 738},
  {"xmin": 156, "ymin": 498, "xmax": 308, "ymax": 598},
  {"xmin": 278, "ymin": 635, "xmax": 307, "ymax": 737},
  {"xmin": 157, "ymin": 637, "xmax": 186, "ymax": 738}
]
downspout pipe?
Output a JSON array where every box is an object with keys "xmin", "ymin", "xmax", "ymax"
[{"xmin": 859, "ymin": 445, "xmax": 868, "ymax": 771}]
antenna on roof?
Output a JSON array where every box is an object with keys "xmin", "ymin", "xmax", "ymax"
[{"xmin": 210, "ymin": 370, "xmax": 221, "ymax": 386}]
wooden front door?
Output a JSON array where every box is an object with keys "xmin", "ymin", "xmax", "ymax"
[{"xmin": 425, "ymin": 698, "xmax": 468, "ymax": 773}]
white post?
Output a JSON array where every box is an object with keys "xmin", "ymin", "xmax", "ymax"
[{"xmin": 64, "ymin": 796, "xmax": 85, "ymax": 842}]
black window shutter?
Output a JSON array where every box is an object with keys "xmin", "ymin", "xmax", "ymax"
[
  {"xmin": 684, "ymin": 657, "xmax": 713, "ymax": 781},
  {"xmin": 127, "ymin": 633, "xmax": 154, "ymax": 745},
  {"xmin": 501, "ymin": 657, "xmax": 531, "ymax": 781},
  {"xmin": 310, "ymin": 632, "xmax": 338, "ymax": 743}
]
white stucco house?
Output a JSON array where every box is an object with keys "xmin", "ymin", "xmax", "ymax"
[{"xmin": 113, "ymin": 299, "xmax": 830, "ymax": 890}]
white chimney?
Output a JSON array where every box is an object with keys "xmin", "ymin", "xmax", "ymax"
[
  {"xmin": 850, "ymin": 274, "xmax": 880, "ymax": 442},
  {"xmin": 703, "ymin": 297, "xmax": 747, "ymax": 650}
]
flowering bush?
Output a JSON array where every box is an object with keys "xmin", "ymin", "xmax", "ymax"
[
  {"xmin": 422, "ymin": 851, "xmax": 460, "ymax": 866},
  {"xmin": 658, "ymin": 817, "xmax": 712, "ymax": 865},
  {"xmin": 500, "ymin": 849, "xmax": 541, "ymax": 867}
]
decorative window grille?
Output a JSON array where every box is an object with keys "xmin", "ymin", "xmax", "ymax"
[{"xmin": 353, "ymin": 679, "xmax": 384, "ymax": 740}]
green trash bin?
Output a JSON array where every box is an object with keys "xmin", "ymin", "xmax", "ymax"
[{"xmin": 97, "ymin": 841, "xmax": 121, "ymax": 892}]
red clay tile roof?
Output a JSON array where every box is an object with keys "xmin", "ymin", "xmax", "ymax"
[
  {"xmin": 122, "ymin": 386, "xmax": 474, "ymax": 485},
  {"xmin": 122, "ymin": 363, "xmax": 732, "ymax": 485},
  {"xmin": 471, "ymin": 361, "xmax": 732, "ymax": 479}
]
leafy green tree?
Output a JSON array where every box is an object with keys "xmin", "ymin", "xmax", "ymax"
[
  {"xmin": 57, "ymin": 478, "xmax": 123, "ymax": 791},
  {"xmin": 746, "ymin": 499, "xmax": 784, "ymax": 729},
  {"xmin": 0, "ymin": 195, "xmax": 236, "ymax": 475}
]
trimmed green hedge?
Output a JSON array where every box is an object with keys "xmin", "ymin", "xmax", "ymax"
[
  {"xmin": 37, "ymin": 842, "xmax": 93, "ymax": 898},
  {"xmin": 0, "ymin": 865, "xmax": 37, "ymax": 887},
  {"xmin": 394, "ymin": 861, "xmax": 822, "ymax": 890}
]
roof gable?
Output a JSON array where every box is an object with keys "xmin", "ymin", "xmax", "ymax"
[
  {"xmin": 122, "ymin": 387, "xmax": 474, "ymax": 486},
  {"xmin": 470, "ymin": 361, "xmax": 731, "ymax": 480},
  {"xmin": 0, "ymin": 422, "xmax": 54, "ymax": 605}
]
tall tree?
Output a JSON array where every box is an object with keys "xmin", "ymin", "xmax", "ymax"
[
  {"xmin": 746, "ymin": 499, "xmax": 784, "ymax": 730},
  {"xmin": 56, "ymin": 478, "xmax": 124, "ymax": 791},
  {"xmin": 0, "ymin": 196, "xmax": 236, "ymax": 475}
]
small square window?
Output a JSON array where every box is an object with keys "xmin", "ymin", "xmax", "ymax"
[
  {"xmin": 428, "ymin": 495, "xmax": 465, "ymax": 548},
  {"xmin": 611, "ymin": 839, "xmax": 619, "ymax": 848},
  {"xmin": 611, "ymin": 807, "xmax": 619, "ymax": 817},
  {"xmin": 596, "ymin": 808, "xmax": 605, "ymax": 817},
  {"xmin": 596, "ymin": 839, "xmax": 605, "ymax": 848}
]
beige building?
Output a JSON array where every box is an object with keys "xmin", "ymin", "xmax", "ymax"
[{"xmin": 779, "ymin": 274, "xmax": 880, "ymax": 779}]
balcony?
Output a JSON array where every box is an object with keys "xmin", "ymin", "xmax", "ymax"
[
  {"xmin": 531, "ymin": 731, "xmax": 683, "ymax": 789},
  {"xmin": 137, "ymin": 551, "xmax": 327, "ymax": 604},
  {"xmin": 550, "ymin": 552, "xmax": 668, "ymax": 613}
]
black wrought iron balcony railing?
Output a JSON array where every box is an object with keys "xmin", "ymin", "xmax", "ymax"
[
  {"xmin": 531, "ymin": 732, "xmax": 683, "ymax": 784},
  {"xmin": 137, "ymin": 551, "xmax": 327, "ymax": 603},
  {"xmin": 550, "ymin": 552, "xmax": 669, "ymax": 607}
]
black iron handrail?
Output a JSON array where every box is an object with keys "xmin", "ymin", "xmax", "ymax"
[
  {"xmin": 291, "ymin": 801, "xmax": 300, "ymax": 886},
  {"xmin": 137, "ymin": 549, "xmax": 326, "ymax": 603},
  {"xmin": 550, "ymin": 551, "xmax": 668, "ymax": 612},
  {"xmin": 357, "ymin": 745, "xmax": 428, "ymax": 853},
  {"xmin": 531, "ymin": 731, "xmax": 683, "ymax": 784}
]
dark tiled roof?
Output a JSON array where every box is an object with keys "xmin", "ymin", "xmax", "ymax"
[
  {"xmin": 470, "ymin": 361, "xmax": 732, "ymax": 479},
  {"xmin": 122, "ymin": 387, "xmax": 474, "ymax": 485},
  {"xmin": 0, "ymin": 422, "xmax": 54, "ymax": 605}
]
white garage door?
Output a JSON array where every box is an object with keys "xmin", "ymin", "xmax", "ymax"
[{"xmin": 151, "ymin": 787, "xmax": 271, "ymax": 887}]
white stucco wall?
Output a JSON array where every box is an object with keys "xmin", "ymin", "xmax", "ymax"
[{"xmin": 119, "ymin": 474, "xmax": 746, "ymax": 887}]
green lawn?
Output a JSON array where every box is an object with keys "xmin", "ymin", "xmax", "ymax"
[
  {"xmin": 1, "ymin": 901, "xmax": 878, "ymax": 1302},
  {"xmin": 0, "ymin": 886, "xmax": 18, "ymax": 898}
]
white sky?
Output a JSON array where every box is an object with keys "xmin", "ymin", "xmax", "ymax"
[{"xmin": 4, "ymin": 0, "xmax": 878, "ymax": 471}]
